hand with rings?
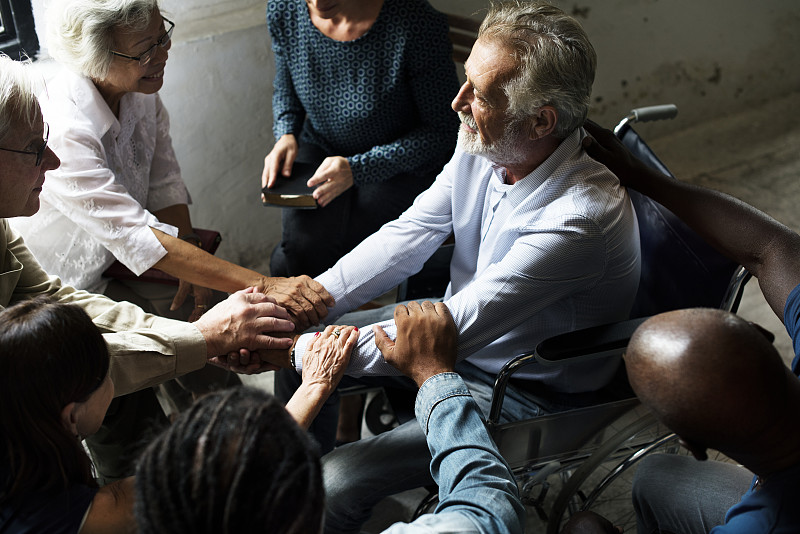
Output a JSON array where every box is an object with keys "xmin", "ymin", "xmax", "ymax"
[
  {"xmin": 170, "ymin": 279, "xmax": 214, "ymax": 322},
  {"xmin": 302, "ymin": 325, "xmax": 358, "ymax": 389},
  {"xmin": 285, "ymin": 324, "xmax": 359, "ymax": 429}
]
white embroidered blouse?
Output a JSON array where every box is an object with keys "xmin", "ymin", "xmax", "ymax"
[{"xmin": 12, "ymin": 69, "xmax": 189, "ymax": 293}]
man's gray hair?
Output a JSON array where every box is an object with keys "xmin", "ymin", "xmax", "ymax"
[
  {"xmin": 479, "ymin": 1, "xmax": 596, "ymax": 138},
  {"xmin": 0, "ymin": 55, "xmax": 41, "ymax": 141},
  {"xmin": 46, "ymin": 0, "xmax": 159, "ymax": 80}
]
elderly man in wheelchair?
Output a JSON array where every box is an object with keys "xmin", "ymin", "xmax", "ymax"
[
  {"xmin": 269, "ymin": 2, "xmax": 643, "ymax": 532},
  {"xmin": 263, "ymin": 0, "xmax": 797, "ymax": 531}
]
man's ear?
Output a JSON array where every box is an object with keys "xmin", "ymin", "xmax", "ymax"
[
  {"xmin": 528, "ymin": 105, "xmax": 558, "ymax": 140},
  {"xmin": 678, "ymin": 437, "xmax": 709, "ymax": 461},
  {"xmin": 61, "ymin": 402, "xmax": 78, "ymax": 437}
]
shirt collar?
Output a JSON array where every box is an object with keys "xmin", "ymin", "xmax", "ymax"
[
  {"xmin": 487, "ymin": 128, "xmax": 584, "ymax": 207},
  {"xmin": 62, "ymin": 70, "xmax": 147, "ymax": 139}
]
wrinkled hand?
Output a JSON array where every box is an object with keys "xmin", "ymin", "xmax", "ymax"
[
  {"xmin": 261, "ymin": 276, "xmax": 335, "ymax": 331},
  {"xmin": 302, "ymin": 325, "xmax": 359, "ymax": 393},
  {"xmin": 193, "ymin": 288, "xmax": 295, "ymax": 367},
  {"xmin": 583, "ymin": 120, "xmax": 661, "ymax": 187},
  {"xmin": 170, "ymin": 278, "xmax": 214, "ymax": 322},
  {"xmin": 560, "ymin": 511, "xmax": 622, "ymax": 534},
  {"xmin": 307, "ymin": 156, "xmax": 354, "ymax": 207},
  {"xmin": 374, "ymin": 301, "xmax": 457, "ymax": 388},
  {"xmin": 262, "ymin": 134, "xmax": 299, "ymax": 196}
]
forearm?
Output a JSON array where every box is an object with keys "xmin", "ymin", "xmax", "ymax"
[
  {"xmin": 630, "ymin": 170, "xmax": 800, "ymax": 314},
  {"xmin": 102, "ymin": 314, "xmax": 207, "ymax": 396},
  {"xmin": 284, "ymin": 381, "xmax": 331, "ymax": 430},
  {"xmin": 269, "ymin": 38, "xmax": 305, "ymax": 138},
  {"xmin": 316, "ymin": 178, "xmax": 454, "ymax": 319},
  {"xmin": 417, "ymin": 373, "xmax": 524, "ymax": 534},
  {"xmin": 151, "ymin": 228, "xmax": 265, "ymax": 293}
]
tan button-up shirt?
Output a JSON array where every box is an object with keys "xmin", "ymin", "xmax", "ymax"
[{"xmin": 1, "ymin": 219, "xmax": 206, "ymax": 396}]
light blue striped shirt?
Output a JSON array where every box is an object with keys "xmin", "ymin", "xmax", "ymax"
[{"xmin": 298, "ymin": 128, "xmax": 641, "ymax": 392}]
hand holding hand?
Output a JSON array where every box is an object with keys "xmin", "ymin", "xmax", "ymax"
[
  {"xmin": 583, "ymin": 120, "xmax": 667, "ymax": 188},
  {"xmin": 307, "ymin": 156, "xmax": 354, "ymax": 207},
  {"xmin": 262, "ymin": 134, "xmax": 298, "ymax": 195},
  {"xmin": 260, "ymin": 276, "xmax": 335, "ymax": 331},
  {"xmin": 374, "ymin": 301, "xmax": 457, "ymax": 388},
  {"xmin": 208, "ymin": 348, "xmax": 284, "ymax": 375},
  {"xmin": 193, "ymin": 287, "xmax": 295, "ymax": 361}
]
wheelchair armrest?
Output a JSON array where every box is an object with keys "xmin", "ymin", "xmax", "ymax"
[
  {"xmin": 487, "ymin": 317, "xmax": 648, "ymax": 427},
  {"xmin": 535, "ymin": 317, "xmax": 648, "ymax": 365}
]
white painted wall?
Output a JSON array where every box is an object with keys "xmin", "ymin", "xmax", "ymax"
[{"xmin": 29, "ymin": 0, "xmax": 800, "ymax": 272}]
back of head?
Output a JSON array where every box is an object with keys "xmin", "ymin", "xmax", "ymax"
[
  {"xmin": 0, "ymin": 297, "xmax": 109, "ymax": 503},
  {"xmin": 134, "ymin": 387, "xmax": 324, "ymax": 534},
  {"xmin": 0, "ymin": 55, "xmax": 41, "ymax": 142},
  {"xmin": 45, "ymin": 0, "xmax": 159, "ymax": 79},
  {"xmin": 626, "ymin": 308, "xmax": 791, "ymax": 455},
  {"xmin": 479, "ymin": 0, "xmax": 596, "ymax": 138}
]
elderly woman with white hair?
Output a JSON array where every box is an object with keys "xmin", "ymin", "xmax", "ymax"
[
  {"xmin": 10, "ymin": 0, "xmax": 334, "ymax": 484},
  {"xmin": 12, "ymin": 0, "xmax": 332, "ymax": 326}
]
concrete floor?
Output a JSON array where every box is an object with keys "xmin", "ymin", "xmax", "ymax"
[{"xmin": 243, "ymin": 90, "xmax": 800, "ymax": 532}]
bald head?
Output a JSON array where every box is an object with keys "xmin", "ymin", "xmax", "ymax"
[{"xmin": 626, "ymin": 308, "xmax": 791, "ymax": 455}]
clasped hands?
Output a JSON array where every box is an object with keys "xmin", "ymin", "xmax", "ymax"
[
  {"xmin": 193, "ymin": 280, "xmax": 334, "ymax": 375},
  {"xmin": 201, "ymin": 294, "xmax": 457, "ymax": 394}
]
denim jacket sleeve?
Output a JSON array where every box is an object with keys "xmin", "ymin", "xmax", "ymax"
[{"xmin": 382, "ymin": 373, "xmax": 525, "ymax": 534}]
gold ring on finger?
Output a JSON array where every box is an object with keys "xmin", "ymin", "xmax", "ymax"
[{"xmin": 333, "ymin": 329, "xmax": 341, "ymax": 337}]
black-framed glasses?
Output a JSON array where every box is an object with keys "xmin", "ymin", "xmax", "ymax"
[
  {"xmin": 0, "ymin": 122, "xmax": 49, "ymax": 166},
  {"xmin": 110, "ymin": 17, "xmax": 174, "ymax": 67}
]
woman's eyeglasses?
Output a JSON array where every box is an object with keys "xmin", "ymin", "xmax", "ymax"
[{"xmin": 110, "ymin": 17, "xmax": 175, "ymax": 67}]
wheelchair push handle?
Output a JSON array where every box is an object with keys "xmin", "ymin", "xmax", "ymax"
[
  {"xmin": 614, "ymin": 104, "xmax": 678, "ymax": 135},
  {"xmin": 632, "ymin": 104, "xmax": 678, "ymax": 123}
]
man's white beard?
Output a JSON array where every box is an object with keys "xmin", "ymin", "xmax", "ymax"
[{"xmin": 457, "ymin": 112, "xmax": 527, "ymax": 166}]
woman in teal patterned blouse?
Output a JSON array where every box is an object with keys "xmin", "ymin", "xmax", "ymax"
[{"xmin": 262, "ymin": 0, "xmax": 460, "ymax": 278}]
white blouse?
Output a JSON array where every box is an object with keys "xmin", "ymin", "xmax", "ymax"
[{"xmin": 12, "ymin": 69, "xmax": 189, "ymax": 293}]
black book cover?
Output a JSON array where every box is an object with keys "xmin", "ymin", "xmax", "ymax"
[{"xmin": 262, "ymin": 161, "xmax": 319, "ymax": 209}]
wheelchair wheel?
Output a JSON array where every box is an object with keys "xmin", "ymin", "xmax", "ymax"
[
  {"xmin": 364, "ymin": 390, "xmax": 400, "ymax": 435},
  {"xmin": 545, "ymin": 411, "xmax": 678, "ymax": 534}
]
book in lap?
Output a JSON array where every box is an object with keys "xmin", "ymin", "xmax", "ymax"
[{"xmin": 262, "ymin": 160, "xmax": 319, "ymax": 209}]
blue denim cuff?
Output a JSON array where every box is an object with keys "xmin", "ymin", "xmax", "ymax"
[{"xmin": 415, "ymin": 372, "xmax": 472, "ymax": 435}]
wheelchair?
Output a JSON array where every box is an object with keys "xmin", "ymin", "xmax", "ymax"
[
  {"xmin": 480, "ymin": 105, "xmax": 750, "ymax": 532},
  {"xmin": 360, "ymin": 104, "xmax": 749, "ymax": 532}
]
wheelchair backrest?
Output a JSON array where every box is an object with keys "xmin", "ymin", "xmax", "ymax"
[{"xmin": 619, "ymin": 125, "xmax": 742, "ymax": 317}]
